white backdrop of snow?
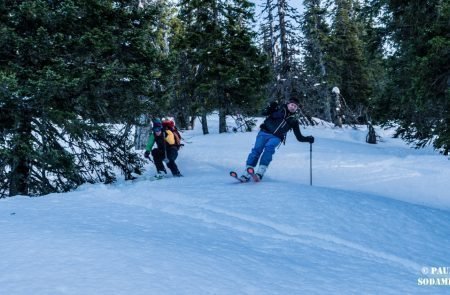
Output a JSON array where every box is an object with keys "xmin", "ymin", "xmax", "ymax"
[{"xmin": 1, "ymin": 115, "xmax": 449, "ymax": 294}]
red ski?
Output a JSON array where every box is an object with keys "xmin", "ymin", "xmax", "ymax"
[
  {"xmin": 246, "ymin": 167, "xmax": 261, "ymax": 182},
  {"xmin": 230, "ymin": 171, "xmax": 249, "ymax": 183}
]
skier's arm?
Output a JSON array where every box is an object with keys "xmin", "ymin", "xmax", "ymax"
[
  {"xmin": 145, "ymin": 133, "xmax": 155, "ymax": 151},
  {"xmin": 165, "ymin": 130, "xmax": 175, "ymax": 145},
  {"xmin": 292, "ymin": 123, "xmax": 313, "ymax": 143}
]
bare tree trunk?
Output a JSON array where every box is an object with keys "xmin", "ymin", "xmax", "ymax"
[
  {"xmin": 9, "ymin": 112, "xmax": 32, "ymax": 196},
  {"xmin": 266, "ymin": 0, "xmax": 276, "ymax": 67},
  {"xmin": 323, "ymin": 89, "xmax": 332, "ymax": 122},
  {"xmin": 189, "ymin": 116, "xmax": 196, "ymax": 130},
  {"xmin": 10, "ymin": 156, "xmax": 29, "ymax": 196},
  {"xmin": 134, "ymin": 114, "xmax": 151, "ymax": 150},
  {"xmin": 201, "ymin": 111, "xmax": 209, "ymax": 135},
  {"xmin": 219, "ymin": 108, "xmax": 227, "ymax": 133},
  {"xmin": 134, "ymin": 125, "xmax": 151, "ymax": 150},
  {"xmin": 277, "ymin": 0, "xmax": 289, "ymax": 78}
]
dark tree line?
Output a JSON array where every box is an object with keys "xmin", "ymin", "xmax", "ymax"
[{"xmin": 0, "ymin": 0, "xmax": 270, "ymax": 197}]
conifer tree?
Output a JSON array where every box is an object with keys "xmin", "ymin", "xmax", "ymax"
[
  {"xmin": 0, "ymin": 0, "xmax": 165, "ymax": 197},
  {"xmin": 301, "ymin": 0, "xmax": 332, "ymax": 122},
  {"xmin": 375, "ymin": 0, "xmax": 450, "ymax": 153},
  {"xmin": 356, "ymin": 0, "xmax": 387, "ymax": 120},
  {"xmin": 215, "ymin": 0, "xmax": 270, "ymax": 132},
  {"xmin": 175, "ymin": 0, "xmax": 221, "ymax": 134},
  {"xmin": 327, "ymin": 0, "xmax": 372, "ymax": 122},
  {"xmin": 175, "ymin": 0, "xmax": 269, "ymax": 133}
]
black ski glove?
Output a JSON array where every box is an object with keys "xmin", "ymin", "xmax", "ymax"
[
  {"xmin": 306, "ymin": 136, "xmax": 314, "ymax": 144},
  {"xmin": 144, "ymin": 150, "xmax": 150, "ymax": 159}
]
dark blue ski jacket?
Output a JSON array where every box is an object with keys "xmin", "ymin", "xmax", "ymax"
[{"xmin": 260, "ymin": 102, "xmax": 310, "ymax": 142}]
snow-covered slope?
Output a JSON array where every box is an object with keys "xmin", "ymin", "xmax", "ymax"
[{"xmin": 1, "ymin": 116, "xmax": 449, "ymax": 294}]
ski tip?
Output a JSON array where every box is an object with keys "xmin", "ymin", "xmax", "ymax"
[
  {"xmin": 246, "ymin": 167, "xmax": 255, "ymax": 174},
  {"xmin": 230, "ymin": 171, "xmax": 238, "ymax": 177}
]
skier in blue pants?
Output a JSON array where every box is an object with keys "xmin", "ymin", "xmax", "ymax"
[
  {"xmin": 246, "ymin": 132, "xmax": 281, "ymax": 170},
  {"xmin": 241, "ymin": 97, "xmax": 314, "ymax": 181}
]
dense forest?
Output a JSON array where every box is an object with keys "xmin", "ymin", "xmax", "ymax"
[{"xmin": 1, "ymin": 0, "xmax": 448, "ymax": 197}]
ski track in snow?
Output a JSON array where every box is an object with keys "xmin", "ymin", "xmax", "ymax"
[{"xmin": 100, "ymin": 186, "xmax": 422, "ymax": 273}]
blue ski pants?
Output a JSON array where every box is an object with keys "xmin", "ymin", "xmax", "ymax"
[{"xmin": 246, "ymin": 131, "xmax": 281, "ymax": 167}]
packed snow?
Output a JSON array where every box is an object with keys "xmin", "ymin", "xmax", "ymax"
[{"xmin": 1, "ymin": 116, "xmax": 450, "ymax": 294}]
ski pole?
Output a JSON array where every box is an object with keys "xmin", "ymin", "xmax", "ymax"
[{"xmin": 309, "ymin": 142, "xmax": 312, "ymax": 186}]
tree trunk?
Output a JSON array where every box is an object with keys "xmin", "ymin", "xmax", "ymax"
[
  {"xmin": 134, "ymin": 125, "xmax": 151, "ymax": 150},
  {"xmin": 277, "ymin": 0, "xmax": 289, "ymax": 77},
  {"xmin": 134, "ymin": 114, "xmax": 151, "ymax": 150},
  {"xmin": 9, "ymin": 112, "xmax": 32, "ymax": 196},
  {"xmin": 333, "ymin": 90, "xmax": 343, "ymax": 128},
  {"xmin": 219, "ymin": 108, "xmax": 227, "ymax": 133},
  {"xmin": 323, "ymin": 89, "xmax": 332, "ymax": 122},
  {"xmin": 189, "ymin": 116, "xmax": 196, "ymax": 130},
  {"xmin": 266, "ymin": 0, "xmax": 276, "ymax": 67},
  {"xmin": 201, "ymin": 111, "xmax": 209, "ymax": 135}
]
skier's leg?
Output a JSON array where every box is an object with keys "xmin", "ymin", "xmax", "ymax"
[
  {"xmin": 151, "ymin": 149, "xmax": 167, "ymax": 174},
  {"xmin": 242, "ymin": 131, "xmax": 269, "ymax": 181},
  {"xmin": 246, "ymin": 131, "xmax": 269, "ymax": 168},
  {"xmin": 256, "ymin": 165, "xmax": 268, "ymax": 179},
  {"xmin": 257, "ymin": 135, "xmax": 281, "ymax": 178},
  {"xmin": 166, "ymin": 148, "xmax": 181, "ymax": 176}
]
